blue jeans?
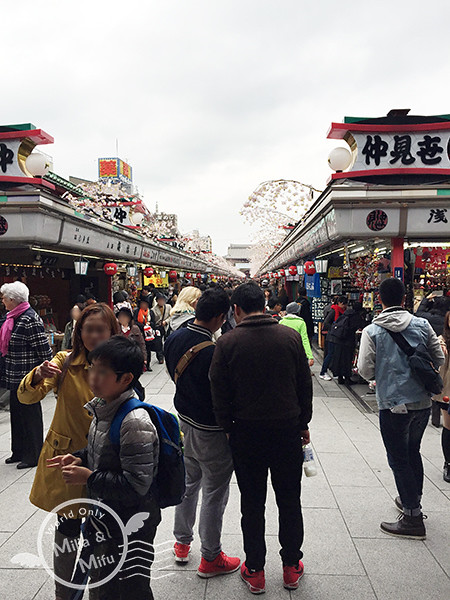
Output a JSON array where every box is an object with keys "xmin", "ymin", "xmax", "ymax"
[
  {"xmin": 320, "ymin": 342, "xmax": 335, "ymax": 375},
  {"xmin": 379, "ymin": 407, "xmax": 430, "ymax": 514}
]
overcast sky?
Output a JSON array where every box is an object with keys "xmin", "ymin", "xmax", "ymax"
[{"xmin": 2, "ymin": 1, "xmax": 450, "ymax": 254}]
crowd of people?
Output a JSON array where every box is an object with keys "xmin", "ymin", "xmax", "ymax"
[{"xmin": 0, "ymin": 276, "xmax": 449, "ymax": 599}]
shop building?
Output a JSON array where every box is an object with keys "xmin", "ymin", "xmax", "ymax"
[{"xmin": 258, "ymin": 110, "xmax": 450, "ymax": 331}]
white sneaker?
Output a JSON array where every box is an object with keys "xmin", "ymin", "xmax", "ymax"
[{"xmin": 319, "ymin": 373, "xmax": 332, "ymax": 381}]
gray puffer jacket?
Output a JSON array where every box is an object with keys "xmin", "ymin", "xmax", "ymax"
[{"xmin": 74, "ymin": 389, "xmax": 159, "ymax": 518}]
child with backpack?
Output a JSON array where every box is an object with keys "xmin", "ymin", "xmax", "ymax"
[{"xmin": 47, "ymin": 336, "xmax": 164, "ymax": 600}]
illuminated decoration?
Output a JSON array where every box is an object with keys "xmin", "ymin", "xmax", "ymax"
[
  {"xmin": 185, "ymin": 272, "xmax": 192, "ymax": 279},
  {"xmin": 288, "ymin": 265, "xmax": 298, "ymax": 276},
  {"xmin": 279, "ymin": 269, "xmax": 285, "ymax": 277},
  {"xmin": 144, "ymin": 266, "xmax": 155, "ymax": 277},
  {"xmin": 104, "ymin": 262, "xmax": 118, "ymax": 276},
  {"xmin": 98, "ymin": 157, "xmax": 133, "ymax": 184},
  {"xmin": 169, "ymin": 270, "xmax": 178, "ymax": 281},
  {"xmin": 0, "ymin": 123, "xmax": 55, "ymax": 190}
]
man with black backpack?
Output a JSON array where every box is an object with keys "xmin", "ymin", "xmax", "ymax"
[
  {"xmin": 358, "ymin": 278, "xmax": 444, "ymax": 540},
  {"xmin": 164, "ymin": 288, "xmax": 241, "ymax": 578}
]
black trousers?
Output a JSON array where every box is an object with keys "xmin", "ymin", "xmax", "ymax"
[
  {"xmin": 89, "ymin": 505, "xmax": 161, "ymax": 600},
  {"xmin": 9, "ymin": 387, "xmax": 43, "ymax": 464},
  {"xmin": 230, "ymin": 420, "xmax": 304, "ymax": 571}
]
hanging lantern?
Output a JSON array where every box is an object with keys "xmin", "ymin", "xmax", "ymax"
[
  {"xmin": 159, "ymin": 270, "xmax": 167, "ymax": 278},
  {"xmin": 74, "ymin": 257, "xmax": 89, "ymax": 275},
  {"xmin": 169, "ymin": 270, "xmax": 178, "ymax": 281},
  {"xmin": 314, "ymin": 259, "xmax": 328, "ymax": 274},
  {"xmin": 144, "ymin": 266, "xmax": 155, "ymax": 277},
  {"xmin": 304, "ymin": 261, "xmax": 316, "ymax": 275},
  {"xmin": 104, "ymin": 262, "xmax": 118, "ymax": 276},
  {"xmin": 288, "ymin": 265, "xmax": 297, "ymax": 276},
  {"xmin": 185, "ymin": 272, "xmax": 192, "ymax": 279},
  {"xmin": 178, "ymin": 271, "xmax": 185, "ymax": 278},
  {"xmin": 196, "ymin": 273, "xmax": 202, "ymax": 279},
  {"xmin": 279, "ymin": 269, "xmax": 285, "ymax": 277},
  {"xmin": 127, "ymin": 264, "xmax": 138, "ymax": 277}
]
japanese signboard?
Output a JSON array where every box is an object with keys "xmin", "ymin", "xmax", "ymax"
[
  {"xmin": 328, "ymin": 120, "xmax": 450, "ymax": 180},
  {"xmin": 98, "ymin": 158, "xmax": 133, "ymax": 184}
]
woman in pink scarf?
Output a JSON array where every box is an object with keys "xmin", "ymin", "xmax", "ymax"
[{"xmin": 0, "ymin": 282, "xmax": 52, "ymax": 468}]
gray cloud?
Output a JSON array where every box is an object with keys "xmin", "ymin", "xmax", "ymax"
[{"xmin": 2, "ymin": 0, "xmax": 449, "ymax": 253}]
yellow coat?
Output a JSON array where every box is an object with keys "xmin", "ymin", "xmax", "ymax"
[{"xmin": 18, "ymin": 350, "xmax": 93, "ymax": 513}]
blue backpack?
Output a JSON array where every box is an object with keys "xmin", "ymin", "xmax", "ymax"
[{"xmin": 110, "ymin": 397, "xmax": 185, "ymax": 508}]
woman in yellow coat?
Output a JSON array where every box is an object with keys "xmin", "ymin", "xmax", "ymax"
[{"xmin": 18, "ymin": 303, "xmax": 119, "ymax": 600}]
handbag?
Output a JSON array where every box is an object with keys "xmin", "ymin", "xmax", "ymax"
[
  {"xmin": 143, "ymin": 325, "xmax": 155, "ymax": 342},
  {"xmin": 386, "ymin": 330, "xmax": 443, "ymax": 395}
]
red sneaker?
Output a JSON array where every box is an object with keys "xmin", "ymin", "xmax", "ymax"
[
  {"xmin": 283, "ymin": 561, "xmax": 304, "ymax": 590},
  {"xmin": 197, "ymin": 551, "xmax": 241, "ymax": 578},
  {"xmin": 240, "ymin": 562, "xmax": 265, "ymax": 594},
  {"xmin": 173, "ymin": 542, "xmax": 191, "ymax": 563}
]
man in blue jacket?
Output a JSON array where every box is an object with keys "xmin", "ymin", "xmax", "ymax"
[
  {"xmin": 164, "ymin": 288, "xmax": 240, "ymax": 578},
  {"xmin": 358, "ymin": 278, "xmax": 444, "ymax": 540}
]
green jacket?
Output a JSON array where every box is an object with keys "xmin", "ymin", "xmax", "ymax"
[{"xmin": 279, "ymin": 315, "xmax": 313, "ymax": 360}]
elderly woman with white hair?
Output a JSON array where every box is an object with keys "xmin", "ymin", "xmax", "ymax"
[{"xmin": 0, "ymin": 281, "xmax": 52, "ymax": 469}]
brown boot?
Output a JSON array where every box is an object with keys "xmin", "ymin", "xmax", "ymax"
[
  {"xmin": 380, "ymin": 513, "xmax": 427, "ymax": 540},
  {"xmin": 54, "ymin": 530, "xmax": 79, "ymax": 600}
]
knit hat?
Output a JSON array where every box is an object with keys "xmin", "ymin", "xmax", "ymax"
[{"xmin": 286, "ymin": 302, "xmax": 301, "ymax": 315}]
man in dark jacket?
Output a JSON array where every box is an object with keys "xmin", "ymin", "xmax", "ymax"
[
  {"xmin": 296, "ymin": 286, "xmax": 314, "ymax": 340},
  {"xmin": 210, "ymin": 282, "xmax": 313, "ymax": 594},
  {"xmin": 164, "ymin": 288, "xmax": 240, "ymax": 578}
]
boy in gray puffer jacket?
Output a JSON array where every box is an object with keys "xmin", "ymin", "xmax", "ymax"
[{"xmin": 49, "ymin": 336, "xmax": 160, "ymax": 600}]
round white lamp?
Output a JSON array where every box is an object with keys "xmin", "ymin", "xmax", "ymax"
[
  {"xmin": 25, "ymin": 153, "xmax": 51, "ymax": 177},
  {"xmin": 328, "ymin": 147, "xmax": 352, "ymax": 172},
  {"xmin": 131, "ymin": 212, "xmax": 145, "ymax": 226}
]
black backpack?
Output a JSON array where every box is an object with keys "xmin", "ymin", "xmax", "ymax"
[
  {"xmin": 386, "ymin": 330, "xmax": 443, "ymax": 395},
  {"xmin": 329, "ymin": 313, "xmax": 351, "ymax": 340}
]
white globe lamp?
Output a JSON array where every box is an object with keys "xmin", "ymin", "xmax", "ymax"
[
  {"xmin": 25, "ymin": 152, "xmax": 51, "ymax": 177},
  {"xmin": 131, "ymin": 211, "xmax": 145, "ymax": 226},
  {"xmin": 328, "ymin": 147, "xmax": 352, "ymax": 172}
]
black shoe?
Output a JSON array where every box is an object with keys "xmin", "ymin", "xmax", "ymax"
[
  {"xmin": 380, "ymin": 513, "xmax": 427, "ymax": 540},
  {"xmin": 394, "ymin": 496, "xmax": 403, "ymax": 512},
  {"xmin": 345, "ymin": 378, "xmax": 356, "ymax": 386},
  {"xmin": 338, "ymin": 377, "xmax": 345, "ymax": 384},
  {"xmin": 444, "ymin": 462, "xmax": 450, "ymax": 483},
  {"xmin": 5, "ymin": 455, "xmax": 21, "ymax": 464},
  {"xmin": 17, "ymin": 462, "xmax": 36, "ymax": 469},
  {"xmin": 147, "ymin": 366, "xmax": 153, "ymax": 372}
]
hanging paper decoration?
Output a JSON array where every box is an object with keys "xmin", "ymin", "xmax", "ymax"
[
  {"xmin": 143, "ymin": 266, "xmax": 155, "ymax": 277},
  {"xmin": 288, "ymin": 265, "xmax": 297, "ymax": 276},
  {"xmin": 304, "ymin": 261, "xmax": 316, "ymax": 276},
  {"xmin": 104, "ymin": 262, "xmax": 118, "ymax": 276}
]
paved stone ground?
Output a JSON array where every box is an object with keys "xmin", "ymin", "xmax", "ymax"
[{"xmin": 0, "ymin": 362, "xmax": 449, "ymax": 599}]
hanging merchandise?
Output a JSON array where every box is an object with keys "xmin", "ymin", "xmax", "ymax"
[{"xmin": 305, "ymin": 272, "xmax": 321, "ymax": 297}]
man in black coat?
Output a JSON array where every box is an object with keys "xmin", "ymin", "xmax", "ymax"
[{"xmin": 210, "ymin": 282, "xmax": 313, "ymax": 594}]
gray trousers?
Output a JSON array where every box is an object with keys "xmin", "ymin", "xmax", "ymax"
[{"xmin": 174, "ymin": 421, "xmax": 233, "ymax": 561}]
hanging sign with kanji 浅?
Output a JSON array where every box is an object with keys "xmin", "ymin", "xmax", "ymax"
[{"xmin": 328, "ymin": 117, "xmax": 450, "ymax": 180}]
